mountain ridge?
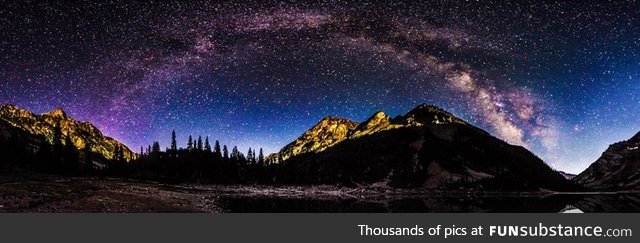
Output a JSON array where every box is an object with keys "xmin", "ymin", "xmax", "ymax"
[
  {"xmin": 269, "ymin": 103, "xmax": 478, "ymax": 163},
  {"xmin": 0, "ymin": 103, "xmax": 136, "ymax": 162},
  {"xmin": 272, "ymin": 116, "xmax": 359, "ymax": 161},
  {"xmin": 574, "ymin": 131, "xmax": 640, "ymax": 190},
  {"xmin": 267, "ymin": 103, "xmax": 574, "ymax": 190}
]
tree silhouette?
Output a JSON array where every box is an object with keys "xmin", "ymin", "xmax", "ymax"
[
  {"xmin": 247, "ymin": 148, "xmax": 253, "ymax": 164},
  {"xmin": 170, "ymin": 130, "xmax": 178, "ymax": 152},
  {"xmin": 110, "ymin": 145, "xmax": 126, "ymax": 174},
  {"xmin": 114, "ymin": 146, "xmax": 120, "ymax": 161},
  {"xmin": 204, "ymin": 136, "xmax": 212, "ymax": 152},
  {"xmin": 231, "ymin": 146, "xmax": 239, "ymax": 160},
  {"xmin": 63, "ymin": 136, "xmax": 78, "ymax": 174},
  {"xmin": 258, "ymin": 148, "xmax": 264, "ymax": 165},
  {"xmin": 0, "ymin": 137, "xmax": 5, "ymax": 167},
  {"xmin": 222, "ymin": 145, "xmax": 229, "ymax": 159},
  {"xmin": 197, "ymin": 136, "xmax": 203, "ymax": 151},
  {"xmin": 214, "ymin": 140, "xmax": 222, "ymax": 158},
  {"xmin": 52, "ymin": 122, "xmax": 64, "ymax": 171},
  {"xmin": 84, "ymin": 142, "xmax": 94, "ymax": 174},
  {"xmin": 152, "ymin": 141, "xmax": 161, "ymax": 153},
  {"xmin": 36, "ymin": 139, "xmax": 52, "ymax": 171},
  {"xmin": 187, "ymin": 135, "xmax": 193, "ymax": 150}
]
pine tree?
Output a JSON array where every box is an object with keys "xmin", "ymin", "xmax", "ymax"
[
  {"xmin": 111, "ymin": 145, "xmax": 126, "ymax": 174},
  {"xmin": 36, "ymin": 139, "xmax": 52, "ymax": 171},
  {"xmin": 0, "ymin": 137, "xmax": 5, "ymax": 167},
  {"xmin": 231, "ymin": 146, "xmax": 239, "ymax": 160},
  {"xmin": 258, "ymin": 148, "xmax": 264, "ymax": 165},
  {"xmin": 63, "ymin": 136, "xmax": 78, "ymax": 174},
  {"xmin": 214, "ymin": 140, "xmax": 221, "ymax": 157},
  {"xmin": 85, "ymin": 143, "xmax": 94, "ymax": 174},
  {"xmin": 116, "ymin": 146, "xmax": 125, "ymax": 163},
  {"xmin": 52, "ymin": 123, "xmax": 64, "ymax": 171},
  {"xmin": 204, "ymin": 136, "xmax": 211, "ymax": 152},
  {"xmin": 113, "ymin": 146, "xmax": 120, "ymax": 162},
  {"xmin": 170, "ymin": 130, "xmax": 177, "ymax": 151},
  {"xmin": 252, "ymin": 149, "xmax": 257, "ymax": 162},
  {"xmin": 187, "ymin": 135, "xmax": 193, "ymax": 150},
  {"xmin": 247, "ymin": 148, "xmax": 253, "ymax": 164},
  {"xmin": 222, "ymin": 145, "xmax": 229, "ymax": 159},
  {"xmin": 197, "ymin": 136, "xmax": 203, "ymax": 151},
  {"xmin": 152, "ymin": 141, "xmax": 161, "ymax": 153}
]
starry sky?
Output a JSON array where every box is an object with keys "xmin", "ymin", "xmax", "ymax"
[{"xmin": 1, "ymin": 0, "xmax": 639, "ymax": 174}]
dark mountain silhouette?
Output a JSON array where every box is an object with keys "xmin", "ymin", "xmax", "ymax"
[
  {"xmin": 574, "ymin": 132, "xmax": 640, "ymax": 190},
  {"xmin": 272, "ymin": 104, "xmax": 575, "ymax": 191},
  {"xmin": 1, "ymin": 103, "xmax": 577, "ymax": 191}
]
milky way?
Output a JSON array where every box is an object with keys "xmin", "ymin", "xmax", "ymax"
[{"xmin": 1, "ymin": 1, "xmax": 639, "ymax": 173}]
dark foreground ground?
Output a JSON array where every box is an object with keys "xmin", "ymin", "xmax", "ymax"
[{"xmin": 1, "ymin": 174, "xmax": 639, "ymax": 213}]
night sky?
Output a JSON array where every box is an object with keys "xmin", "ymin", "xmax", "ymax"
[{"xmin": 1, "ymin": 1, "xmax": 639, "ymax": 174}]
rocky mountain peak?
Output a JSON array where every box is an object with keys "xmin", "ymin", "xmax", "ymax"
[
  {"xmin": 370, "ymin": 111, "xmax": 388, "ymax": 121},
  {"xmin": 0, "ymin": 103, "xmax": 18, "ymax": 111},
  {"xmin": 309, "ymin": 116, "xmax": 359, "ymax": 135},
  {"xmin": 269, "ymin": 103, "xmax": 473, "ymax": 163},
  {"xmin": 270, "ymin": 103, "xmax": 573, "ymax": 190},
  {"xmin": 43, "ymin": 108, "xmax": 68, "ymax": 119},
  {"xmin": 630, "ymin": 131, "xmax": 640, "ymax": 142},
  {"xmin": 0, "ymin": 104, "xmax": 136, "ymax": 162},
  {"xmin": 574, "ymin": 131, "xmax": 640, "ymax": 190},
  {"xmin": 401, "ymin": 103, "xmax": 465, "ymax": 125},
  {"xmin": 350, "ymin": 111, "xmax": 395, "ymax": 138},
  {"xmin": 268, "ymin": 116, "xmax": 358, "ymax": 162},
  {"xmin": 407, "ymin": 103, "xmax": 447, "ymax": 114},
  {"xmin": 360, "ymin": 111, "xmax": 388, "ymax": 127},
  {"xmin": 317, "ymin": 115, "xmax": 355, "ymax": 124},
  {"xmin": 0, "ymin": 103, "xmax": 34, "ymax": 118}
]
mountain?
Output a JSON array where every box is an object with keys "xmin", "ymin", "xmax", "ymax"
[
  {"xmin": 272, "ymin": 104, "xmax": 574, "ymax": 191},
  {"xmin": 269, "ymin": 104, "xmax": 468, "ymax": 162},
  {"xmin": 574, "ymin": 132, "xmax": 640, "ymax": 190},
  {"xmin": 0, "ymin": 104, "xmax": 136, "ymax": 162},
  {"xmin": 558, "ymin": 171, "xmax": 577, "ymax": 180},
  {"xmin": 270, "ymin": 116, "xmax": 359, "ymax": 161}
]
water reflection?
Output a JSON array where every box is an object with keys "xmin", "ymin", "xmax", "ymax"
[
  {"xmin": 220, "ymin": 193, "xmax": 640, "ymax": 213},
  {"xmin": 559, "ymin": 205, "xmax": 583, "ymax": 213},
  {"xmin": 574, "ymin": 194, "xmax": 640, "ymax": 213}
]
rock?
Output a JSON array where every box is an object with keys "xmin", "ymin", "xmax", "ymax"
[
  {"xmin": 268, "ymin": 103, "xmax": 471, "ymax": 163},
  {"xmin": 574, "ymin": 132, "xmax": 640, "ymax": 190},
  {"xmin": 268, "ymin": 116, "xmax": 359, "ymax": 162},
  {"xmin": 0, "ymin": 103, "xmax": 136, "ymax": 161},
  {"xmin": 269, "ymin": 103, "xmax": 574, "ymax": 191}
]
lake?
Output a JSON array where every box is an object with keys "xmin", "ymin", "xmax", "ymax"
[{"xmin": 219, "ymin": 193, "xmax": 640, "ymax": 213}]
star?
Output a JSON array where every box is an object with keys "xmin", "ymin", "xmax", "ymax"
[{"xmin": 1, "ymin": 0, "xmax": 638, "ymax": 174}]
